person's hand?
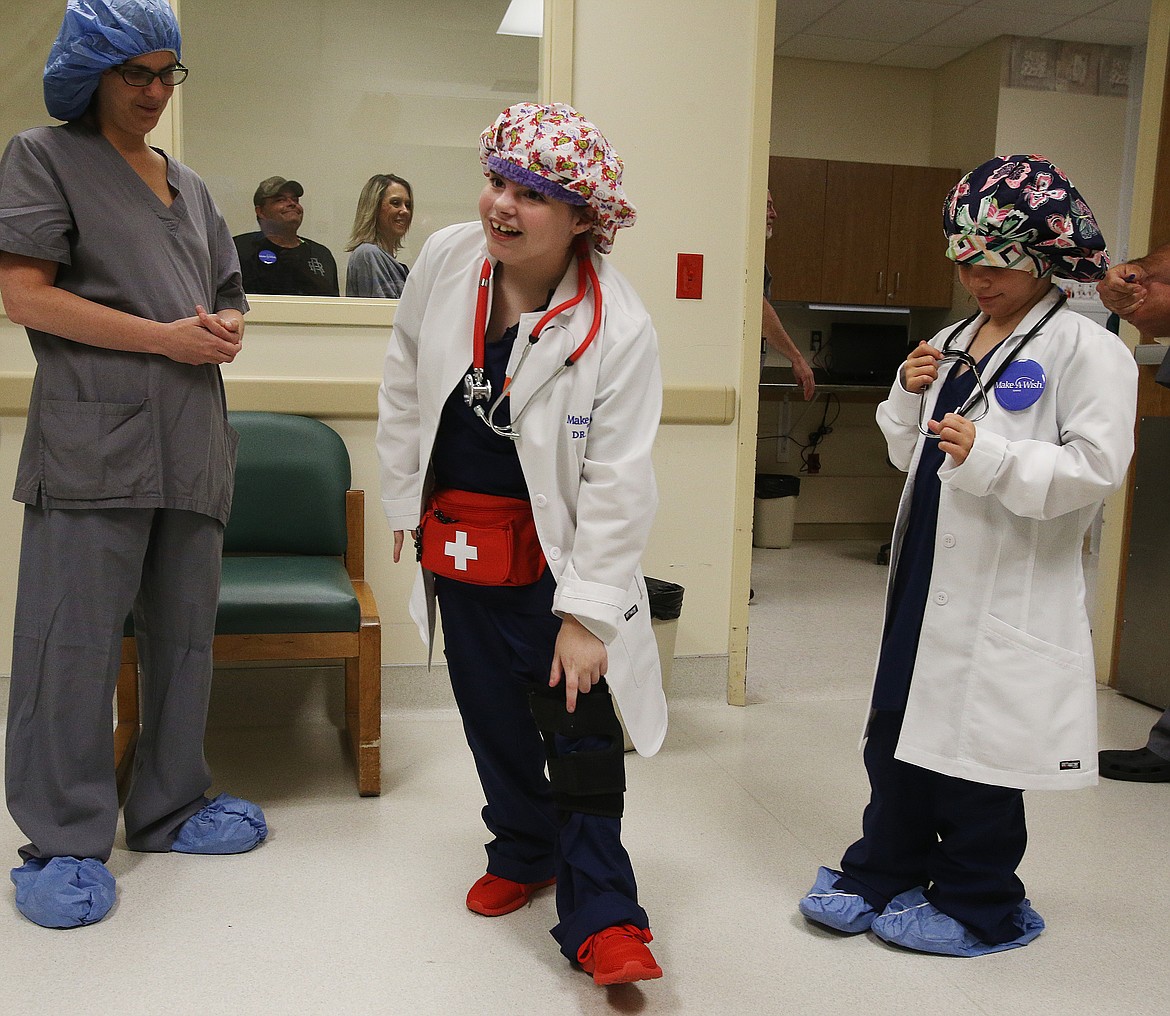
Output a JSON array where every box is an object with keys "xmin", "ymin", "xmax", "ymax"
[
  {"xmin": 930, "ymin": 412, "xmax": 975, "ymax": 465},
  {"xmin": 197, "ymin": 305, "xmax": 244, "ymax": 343},
  {"xmin": 901, "ymin": 341, "xmax": 942, "ymax": 394},
  {"xmin": 549, "ymin": 614, "xmax": 607, "ymax": 713},
  {"xmin": 792, "ymin": 356, "xmax": 816, "ymax": 400},
  {"xmin": 392, "ymin": 530, "xmax": 405, "ymax": 563},
  {"xmin": 1097, "ymin": 262, "xmax": 1148, "ymax": 319},
  {"xmin": 164, "ymin": 306, "xmax": 243, "ymax": 365}
]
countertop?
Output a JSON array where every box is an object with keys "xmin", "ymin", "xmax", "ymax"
[{"xmin": 759, "ymin": 364, "xmax": 893, "ymax": 396}]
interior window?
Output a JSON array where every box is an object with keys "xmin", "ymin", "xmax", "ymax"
[{"xmin": 178, "ymin": 0, "xmax": 539, "ymax": 299}]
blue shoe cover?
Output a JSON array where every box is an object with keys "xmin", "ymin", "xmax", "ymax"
[
  {"xmin": 798, "ymin": 866, "xmax": 878, "ymax": 933},
  {"xmin": 10, "ymin": 856, "xmax": 116, "ymax": 929},
  {"xmin": 172, "ymin": 794, "xmax": 268, "ymax": 855},
  {"xmin": 871, "ymin": 887, "xmax": 1045, "ymax": 956}
]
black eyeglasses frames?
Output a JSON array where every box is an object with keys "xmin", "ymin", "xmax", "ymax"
[{"xmin": 116, "ymin": 63, "xmax": 189, "ymax": 88}]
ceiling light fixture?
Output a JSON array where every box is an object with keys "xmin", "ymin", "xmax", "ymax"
[{"xmin": 497, "ymin": 0, "xmax": 543, "ymax": 37}]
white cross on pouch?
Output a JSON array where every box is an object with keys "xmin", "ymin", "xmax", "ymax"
[{"xmin": 445, "ymin": 529, "xmax": 479, "ymax": 571}]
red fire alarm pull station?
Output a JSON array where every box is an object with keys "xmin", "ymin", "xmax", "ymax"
[{"xmin": 676, "ymin": 253, "xmax": 703, "ymax": 299}]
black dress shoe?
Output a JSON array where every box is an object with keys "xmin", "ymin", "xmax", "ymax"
[{"xmin": 1098, "ymin": 746, "xmax": 1170, "ymax": 783}]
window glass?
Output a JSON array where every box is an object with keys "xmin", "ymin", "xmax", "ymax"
[
  {"xmin": 180, "ymin": 0, "xmax": 539, "ymax": 297},
  {"xmin": 0, "ymin": 7, "xmax": 63, "ymax": 143}
]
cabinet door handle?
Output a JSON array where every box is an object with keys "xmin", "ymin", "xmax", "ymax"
[
  {"xmin": 877, "ymin": 270, "xmax": 884, "ymax": 293},
  {"xmin": 893, "ymin": 271, "xmax": 901, "ymax": 294}
]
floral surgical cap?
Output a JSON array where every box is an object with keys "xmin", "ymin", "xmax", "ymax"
[
  {"xmin": 943, "ymin": 155, "xmax": 1109, "ymax": 282},
  {"xmin": 43, "ymin": 0, "xmax": 182, "ymax": 122},
  {"xmin": 479, "ymin": 102, "xmax": 636, "ymax": 254}
]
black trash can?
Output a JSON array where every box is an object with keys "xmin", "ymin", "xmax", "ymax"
[{"xmin": 753, "ymin": 473, "xmax": 801, "ymax": 548}]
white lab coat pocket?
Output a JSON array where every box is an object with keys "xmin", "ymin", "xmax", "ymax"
[{"xmin": 958, "ymin": 613, "xmax": 1091, "ymax": 776}]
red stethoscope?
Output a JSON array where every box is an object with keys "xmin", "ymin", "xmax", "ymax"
[{"xmin": 463, "ymin": 242, "xmax": 602, "ymax": 440}]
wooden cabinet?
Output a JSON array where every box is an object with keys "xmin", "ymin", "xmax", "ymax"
[
  {"xmin": 767, "ymin": 157, "xmax": 960, "ymax": 308},
  {"xmin": 766, "ymin": 157, "xmax": 826, "ymax": 302},
  {"xmin": 822, "ymin": 161, "xmax": 893, "ymax": 305}
]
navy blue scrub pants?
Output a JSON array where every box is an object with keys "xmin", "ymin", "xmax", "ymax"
[
  {"xmin": 435, "ymin": 574, "xmax": 649, "ymax": 961},
  {"xmin": 836, "ymin": 709, "xmax": 1028, "ymax": 945},
  {"xmin": 5, "ymin": 507, "xmax": 221, "ymax": 862}
]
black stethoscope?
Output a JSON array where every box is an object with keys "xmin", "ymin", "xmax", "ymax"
[
  {"xmin": 463, "ymin": 246, "xmax": 602, "ymax": 441},
  {"xmin": 918, "ymin": 290, "xmax": 1066, "ymax": 436}
]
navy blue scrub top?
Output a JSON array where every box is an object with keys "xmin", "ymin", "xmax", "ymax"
[
  {"xmin": 871, "ymin": 348, "xmax": 997, "ymax": 710},
  {"xmin": 430, "ymin": 300, "xmax": 554, "ymax": 610},
  {"xmin": 432, "ymin": 322, "xmax": 529, "ymax": 500}
]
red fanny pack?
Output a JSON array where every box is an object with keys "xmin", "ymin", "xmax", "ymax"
[{"xmin": 418, "ymin": 489, "xmax": 547, "ymax": 587}]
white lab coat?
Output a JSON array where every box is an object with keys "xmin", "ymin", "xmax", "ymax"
[
  {"xmin": 873, "ymin": 287, "xmax": 1137, "ymax": 790},
  {"xmin": 376, "ymin": 222, "xmax": 667, "ymax": 756}
]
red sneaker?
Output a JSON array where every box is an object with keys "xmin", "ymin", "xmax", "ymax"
[
  {"xmin": 577, "ymin": 924, "xmax": 663, "ymax": 985},
  {"xmin": 465, "ymin": 873, "xmax": 556, "ymax": 916}
]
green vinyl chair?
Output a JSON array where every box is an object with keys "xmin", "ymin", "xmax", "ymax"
[{"xmin": 116, "ymin": 412, "xmax": 382, "ymax": 796}]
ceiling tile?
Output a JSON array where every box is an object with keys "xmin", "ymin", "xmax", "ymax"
[
  {"xmin": 873, "ymin": 44, "xmax": 969, "ymax": 68},
  {"xmin": 804, "ymin": 0, "xmax": 963, "ymax": 44},
  {"xmin": 776, "ymin": 0, "xmax": 842, "ymax": 40},
  {"xmin": 974, "ymin": 0, "xmax": 1106, "ymax": 15},
  {"xmin": 1044, "ymin": 17, "xmax": 1151, "ymax": 45},
  {"xmin": 1092, "ymin": 0, "xmax": 1153, "ymax": 22},
  {"xmin": 776, "ymin": 34, "xmax": 900, "ymax": 64},
  {"xmin": 917, "ymin": 9, "xmax": 1079, "ymax": 44},
  {"xmin": 772, "ymin": 0, "xmax": 1151, "ymax": 66}
]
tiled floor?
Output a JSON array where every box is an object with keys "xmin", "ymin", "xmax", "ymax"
[{"xmin": 1, "ymin": 541, "xmax": 1166, "ymax": 1015}]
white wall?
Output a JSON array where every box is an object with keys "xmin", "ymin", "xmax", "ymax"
[
  {"xmin": 772, "ymin": 58, "xmax": 936, "ymax": 164},
  {"xmin": 0, "ymin": 5, "xmax": 61, "ymax": 143},
  {"xmin": 995, "ymin": 88, "xmax": 1130, "ymax": 254},
  {"xmin": 930, "ymin": 39, "xmax": 1005, "ymax": 176},
  {"xmin": 571, "ymin": 0, "xmax": 772, "ymax": 667}
]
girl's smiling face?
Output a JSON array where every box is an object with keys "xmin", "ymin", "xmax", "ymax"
[
  {"xmin": 958, "ymin": 263, "xmax": 1052, "ymax": 329},
  {"xmin": 478, "ymin": 173, "xmax": 591, "ymax": 271}
]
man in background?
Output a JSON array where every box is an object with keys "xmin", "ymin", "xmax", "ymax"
[
  {"xmin": 234, "ymin": 176, "xmax": 339, "ymax": 296},
  {"xmin": 763, "ymin": 190, "xmax": 815, "ymax": 400},
  {"xmin": 1096, "ymin": 242, "xmax": 1170, "ymax": 782}
]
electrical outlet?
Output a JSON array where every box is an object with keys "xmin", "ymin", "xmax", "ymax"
[{"xmin": 810, "ymin": 330, "xmax": 822, "ymax": 352}]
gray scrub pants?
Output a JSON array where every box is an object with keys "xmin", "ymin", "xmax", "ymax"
[
  {"xmin": 1147, "ymin": 707, "xmax": 1170, "ymax": 760},
  {"xmin": 5, "ymin": 506, "xmax": 222, "ymax": 861}
]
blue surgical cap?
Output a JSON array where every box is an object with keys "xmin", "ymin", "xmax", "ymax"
[{"xmin": 43, "ymin": 0, "xmax": 182, "ymax": 122}]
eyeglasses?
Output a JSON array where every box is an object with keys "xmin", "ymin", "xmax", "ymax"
[
  {"xmin": 917, "ymin": 350, "xmax": 991, "ymax": 437},
  {"xmin": 116, "ymin": 63, "xmax": 189, "ymax": 88}
]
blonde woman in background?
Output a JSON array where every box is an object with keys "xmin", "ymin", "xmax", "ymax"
[{"xmin": 345, "ymin": 173, "xmax": 413, "ymax": 297}]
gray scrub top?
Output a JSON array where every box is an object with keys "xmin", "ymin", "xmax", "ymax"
[
  {"xmin": 345, "ymin": 242, "xmax": 409, "ymax": 298},
  {"xmin": 0, "ymin": 122, "xmax": 247, "ymax": 524}
]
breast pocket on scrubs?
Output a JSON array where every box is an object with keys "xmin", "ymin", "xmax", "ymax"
[
  {"xmin": 39, "ymin": 398, "xmax": 160, "ymax": 501},
  {"xmin": 958, "ymin": 613, "xmax": 1091, "ymax": 774}
]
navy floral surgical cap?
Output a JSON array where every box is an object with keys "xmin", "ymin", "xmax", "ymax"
[{"xmin": 943, "ymin": 155, "xmax": 1109, "ymax": 282}]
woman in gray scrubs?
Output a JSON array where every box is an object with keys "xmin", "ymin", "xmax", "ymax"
[{"xmin": 0, "ymin": 0, "xmax": 266, "ymax": 929}]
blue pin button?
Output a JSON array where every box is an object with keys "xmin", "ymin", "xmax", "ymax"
[
  {"xmin": 995, "ymin": 359, "xmax": 1046, "ymax": 411},
  {"xmin": 258, "ymin": 249, "xmax": 277, "ymax": 265}
]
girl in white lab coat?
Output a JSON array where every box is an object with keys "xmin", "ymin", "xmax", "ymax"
[
  {"xmin": 799, "ymin": 155, "xmax": 1136, "ymax": 956},
  {"xmin": 376, "ymin": 104, "xmax": 665, "ymax": 986}
]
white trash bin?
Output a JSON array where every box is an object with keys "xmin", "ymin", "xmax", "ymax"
[{"xmin": 753, "ymin": 474, "xmax": 801, "ymax": 549}]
